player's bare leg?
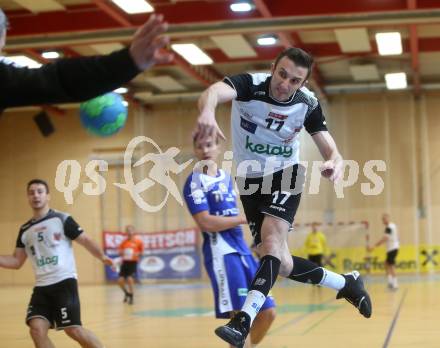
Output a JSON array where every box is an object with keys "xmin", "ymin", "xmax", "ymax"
[
  {"xmin": 64, "ymin": 326, "xmax": 104, "ymax": 348},
  {"xmin": 126, "ymin": 276, "xmax": 135, "ymax": 304},
  {"xmin": 117, "ymin": 276, "xmax": 129, "ymax": 302},
  {"xmin": 29, "ymin": 318, "xmax": 55, "ymax": 348},
  {"xmin": 250, "ymin": 308, "xmax": 276, "ymax": 345}
]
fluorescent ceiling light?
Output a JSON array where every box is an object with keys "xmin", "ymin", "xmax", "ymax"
[
  {"xmin": 257, "ymin": 36, "xmax": 277, "ymax": 46},
  {"xmin": 385, "ymin": 72, "xmax": 407, "ymax": 90},
  {"xmin": 111, "ymin": 0, "xmax": 154, "ymax": 14},
  {"xmin": 42, "ymin": 51, "xmax": 60, "ymax": 59},
  {"xmin": 230, "ymin": 2, "xmax": 253, "ymax": 12},
  {"xmin": 376, "ymin": 32, "xmax": 403, "ymax": 56},
  {"xmin": 171, "ymin": 44, "xmax": 213, "ymax": 65},
  {"xmin": 114, "ymin": 87, "xmax": 128, "ymax": 94},
  {"xmin": 6, "ymin": 55, "xmax": 42, "ymax": 69}
]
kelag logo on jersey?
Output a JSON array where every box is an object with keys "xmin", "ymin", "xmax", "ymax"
[
  {"xmin": 245, "ymin": 136, "xmax": 293, "ymax": 158},
  {"xmin": 268, "ymin": 112, "xmax": 288, "ymax": 120},
  {"xmin": 36, "ymin": 255, "xmax": 59, "ymax": 267},
  {"xmin": 240, "ymin": 117, "xmax": 257, "ymax": 134}
]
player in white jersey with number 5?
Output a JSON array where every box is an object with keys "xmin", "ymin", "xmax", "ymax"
[
  {"xmin": 194, "ymin": 47, "xmax": 372, "ymax": 347},
  {"xmin": 0, "ymin": 179, "xmax": 112, "ymax": 348},
  {"xmin": 368, "ymin": 213, "xmax": 400, "ymax": 290}
]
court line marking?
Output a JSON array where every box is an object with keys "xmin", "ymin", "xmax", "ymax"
[
  {"xmin": 268, "ymin": 296, "xmax": 336, "ymax": 336},
  {"xmin": 382, "ymin": 288, "xmax": 408, "ymax": 348},
  {"xmin": 301, "ymin": 309, "xmax": 338, "ymax": 335}
]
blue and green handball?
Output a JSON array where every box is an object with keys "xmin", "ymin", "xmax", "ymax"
[{"xmin": 80, "ymin": 92, "xmax": 127, "ymax": 137}]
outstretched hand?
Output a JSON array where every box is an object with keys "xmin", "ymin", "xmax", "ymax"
[
  {"xmin": 320, "ymin": 157, "xmax": 343, "ymax": 182},
  {"xmin": 193, "ymin": 110, "xmax": 226, "ymax": 143},
  {"xmin": 102, "ymin": 256, "xmax": 114, "ymax": 267},
  {"xmin": 129, "ymin": 14, "xmax": 174, "ymax": 71}
]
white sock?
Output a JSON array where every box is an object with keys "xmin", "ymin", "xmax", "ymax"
[
  {"xmin": 387, "ymin": 274, "xmax": 393, "ymax": 285},
  {"xmin": 241, "ymin": 290, "xmax": 266, "ymax": 326},
  {"xmin": 392, "ymin": 277, "xmax": 398, "ymax": 287},
  {"xmin": 319, "ymin": 269, "xmax": 346, "ymax": 291}
]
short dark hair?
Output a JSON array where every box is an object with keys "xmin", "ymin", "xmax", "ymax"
[
  {"xmin": 273, "ymin": 47, "xmax": 314, "ymax": 80},
  {"xmin": 27, "ymin": 179, "xmax": 49, "ymax": 194},
  {"xmin": 192, "ymin": 133, "xmax": 220, "ymax": 145},
  {"xmin": 0, "ymin": 9, "xmax": 9, "ymax": 37}
]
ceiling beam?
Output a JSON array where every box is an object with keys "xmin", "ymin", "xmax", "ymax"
[
  {"xmin": 254, "ymin": 0, "xmax": 327, "ymax": 99},
  {"xmin": 22, "ymin": 49, "xmax": 50, "ymax": 64},
  {"xmin": 7, "ymin": 8, "xmax": 440, "ymax": 41},
  {"xmin": 8, "ymin": 9, "xmax": 440, "ymax": 49},
  {"xmin": 8, "ymin": 37, "xmax": 440, "ymax": 63},
  {"xmin": 407, "ymin": 0, "xmax": 421, "ymax": 97}
]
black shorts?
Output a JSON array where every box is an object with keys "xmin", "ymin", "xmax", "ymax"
[
  {"xmin": 119, "ymin": 261, "xmax": 138, "ymax": 278},
  {"xmin": 26, "ymin": 278, "xmax": 81, "ymax": 330},
  {"xmin": 237, "ymin": 164, "xmax": 305, "ymax": 245},
  {"xmin": 386, "ymin": 249, "xmax": 399, "ymax": 265},
  {"xmin": 308, "ymin": 254, "xmax": 324, "ymax": 267}
]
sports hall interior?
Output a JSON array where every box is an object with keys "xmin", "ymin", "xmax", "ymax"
[{"xmin": 0, "ymin": 1, "xmax": 439, "ymax": 347}]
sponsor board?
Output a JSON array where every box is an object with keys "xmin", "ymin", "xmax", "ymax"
[
  {"xmin": 104, "ymin": 228, "xmax": 201, "ymax": 280},
  {"xmin": 291, "ymin": 244, "xmax": 440, "ymax": 274}
]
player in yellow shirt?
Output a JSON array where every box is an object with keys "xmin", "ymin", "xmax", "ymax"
[{"xmin": 304, "ymin": 223, "xmax": 328, "ymax": 267}]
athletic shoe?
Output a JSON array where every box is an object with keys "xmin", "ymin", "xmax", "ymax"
[
  {"xmin": 128, "ymin": 293, "xmax": 134, "ymax": 305},
  {"xmin": 215, "ymin": 311, "xmax": 250, "ymax": 348},
  {"xmin": 336, "ymin": 271, "xmax": 372, "ymax": 318}
]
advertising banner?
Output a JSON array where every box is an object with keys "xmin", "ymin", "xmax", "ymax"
[{"xmin": 103, "ymin": 228, "xmax": 201, "ymax": 280}]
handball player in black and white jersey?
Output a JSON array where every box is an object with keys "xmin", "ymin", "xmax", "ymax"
[
  {"xmin": 368, "ymin": 214, "xmax": 400, "ymax": 290},
  {"xmin": 0, "ymin": 179, "xmax": 112, "ymax": 348},
  {"xmin": 194, "ymin": 47, "xmax": 372, "ymax": 347}
]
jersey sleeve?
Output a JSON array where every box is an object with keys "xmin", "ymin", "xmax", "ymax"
[
  {"xmin": 138, "ymin": 239, "xmax": 144, "ymax": 253},
  {"xmin": 223, "ymin": 73, "xmax": 253, "ymax": 101},
  {"xmin": 0, "ymin": 48, "xmax": 139, "ymax": 109},
  {"xmin": 183, "ymin": 175, "xmax": 209, "ymax": 215},
  {"xmin": 64, "ymin": 216, "xmax": 84, "ymax": 240},
  {"xmin": 304, "ymin": 103, "xmax": 328, "ymax": 135},
  {"xmin": 15, "ymin": 229, "xmax": 25, "ymax": 248}
]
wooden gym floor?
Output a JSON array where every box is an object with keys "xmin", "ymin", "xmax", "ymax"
[{"xmin": 0, "ymin": 275, "xmax": 438, "ymax": 348}]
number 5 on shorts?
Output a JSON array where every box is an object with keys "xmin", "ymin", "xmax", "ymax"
[
  {"xmin": 272, "ymin": 191, "xmax": 291, "ymax": 205},
  {"xmin": 61, "ymin": 307, "xmax": 68, "ymax": 320}
]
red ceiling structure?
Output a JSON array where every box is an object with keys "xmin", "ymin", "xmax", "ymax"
[{"xmin": 3, "ymin": 0, "xmax": 440, "ymax": 101}]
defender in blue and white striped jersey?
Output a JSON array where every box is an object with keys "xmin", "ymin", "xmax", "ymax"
[{"xmin": 183, "ymin": 135, "xmax": 275, "ymax": 348}]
